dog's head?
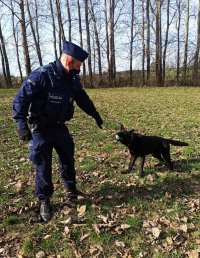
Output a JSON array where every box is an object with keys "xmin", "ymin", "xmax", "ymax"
[{"xmin": 115, "ymin": 124, "xmax": 135, "ymax": 146}]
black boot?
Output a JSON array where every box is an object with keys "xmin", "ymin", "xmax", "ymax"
[
  {"xmin": 40, "ymin": 199, "xmax": 52, "ymax": 222},
  {"xmin": 66, "ymin": 186, "xmax": 89, "ymax": 201}
]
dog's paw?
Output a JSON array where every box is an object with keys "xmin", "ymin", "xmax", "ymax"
[
  {"xmin": 121, "ymin": 170, "xmax": 132, "ymax": 174},
  {"xmin": 154, "ymin": 162, "xmax": 163, "ymax": 167}
]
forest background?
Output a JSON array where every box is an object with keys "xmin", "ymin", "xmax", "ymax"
[{"xmin": 0, "ymin": 0, "xmax": 199, "ymax": 88}]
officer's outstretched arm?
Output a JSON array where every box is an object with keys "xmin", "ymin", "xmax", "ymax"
[{"xmin": 74, "ymin": 78, "xmax": 103, "ymax": 128}]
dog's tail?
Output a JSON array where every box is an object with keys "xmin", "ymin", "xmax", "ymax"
[{"xmin": 168, "ymin": 139, "xmax": 189, "ymax": 146}]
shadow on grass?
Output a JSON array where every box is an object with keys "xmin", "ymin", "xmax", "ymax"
[
  {"xmin": 134, "ymin": 158, "xmax": 199, "ymax": 176},
  {"xmin": 92, "ymin": 158, "xmax": 200, "ymax": 209}
]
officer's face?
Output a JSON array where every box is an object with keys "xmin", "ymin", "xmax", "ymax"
[
  {"xmin": 71, "ymin": 60, "xmax": 82, "ymax": 71},
  {"xmin": 67, "ymin": 59, "xmax": 82, "ymax": 76}
]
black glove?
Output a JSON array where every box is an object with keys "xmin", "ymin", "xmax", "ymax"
[
  {"xmin": 95, "ymin": 114, "xmax": 103, "ymax": 129},
  {"xmin": 17, "ymin": 128, "xmax": 32, "ymax": 141}
]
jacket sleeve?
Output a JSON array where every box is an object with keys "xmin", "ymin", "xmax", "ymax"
[
  {"xmin": 73, "ymin": 77, "xmax": 101, "ymax": 120},
  {"xmin": 12, "ymin": 70, "xmax": 44, "ymax": 129}
]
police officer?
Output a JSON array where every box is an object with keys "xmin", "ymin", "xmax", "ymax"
[{"xmin": 13, "ymin": 41, "xmax": 103, "ymax": 222}]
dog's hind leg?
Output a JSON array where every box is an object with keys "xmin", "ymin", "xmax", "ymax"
[
  {"xmin": 152, "ymin": 152, "xmax": 165, "ymax": 167},
  {"xmin": 128, "ymin": 155, "xmax": 137, "ymax": 172},
  {"xmin": 162, "ymin": 149, "xmax": 173, "ymax": 170},
  {"xmin": 139, "ymin": 156, "xmax": 145, "ymax": 177}
]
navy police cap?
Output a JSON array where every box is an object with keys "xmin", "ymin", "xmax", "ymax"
[{"xmin": 62, "ymin": 41, "xmax": 89, "ymax": 62}]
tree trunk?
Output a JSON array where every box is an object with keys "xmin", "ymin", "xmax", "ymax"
[
  {"xmin": 77, "ymin": 0, "xmax": 86, "ymax": 85},
  {"xmin": 193, "ymin": 0, "xmax": 200, "ymax": 76},
  {"xmin": 0, "ymin": 22, "xmax": 12, "ymax": 87},
  {"xmin": 104, "ymin": 0, "xmax": 110, "ymax": 84},
  {"xmin": 142, "ymin": 0, "xmax": 145, "ymax": 86},
  {"xmin": 146, "ymin": 0, "xmax": 150, "ymax": 85},
  {"xmin": 34, "ymin": 0, "xmax": 42, "ymax": 65},
  {"xmin": 0, "ymin": 44, "xmax": 8, "ymax": 88},
  {"xmin": 176, "ymin": 0, "xmax": 181, "ymax": 85},
  {"xmin": 19, "ymin": 0, "xmax": 31, "ymax": 76},
  {"xmin": 163, "ymin": 0, "xmax": 170, "ymax": 85},
  {"xmin": 66, "ymin": 0, "xmax": 72, "ymax": 41},
  {"xmin": 155, "ymin": 0, "xmax": 163, "ymax": 86},
  {"xmin": 26, "ymin": 0, "xmax": 43, "ymax": 66},
  {"xmin": 85, "ymin": 0, "xmax": 93, "ymax": 87},
  {"xmin": 108, "ymin": 0, "xmax": 116, "ymax": 87},
  {"xmin": 11, "ymin": 0, "xmax": 23, "ymax": 83},
  {"xmin": 130, "ymin": 0, "xmax": 134, "ymax": 86},
  {"xmin": 89, "ymin": 0, "xmax": 102, "ymax": 79},
  {"xmin": 49, "ymin": 0, "xmax": 58, "ymax": 60},
  {"xmin": 55, "ymin": 0, "xmax": 65, "ymax": 55},
  {"xmin": 183, "ymin": 0, "xmax": 189, "ymax": 79}
]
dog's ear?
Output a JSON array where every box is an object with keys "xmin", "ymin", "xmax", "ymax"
[{"xmin": 120, "ymin": 124, "xmax": 125, "ymax": 130}]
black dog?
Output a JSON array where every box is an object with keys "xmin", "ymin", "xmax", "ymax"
[{"xmin": 115, "ymin": 125, "xmax": 189, "ymax": 177}]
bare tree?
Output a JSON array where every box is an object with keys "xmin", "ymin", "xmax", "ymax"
[
  {"xmin": 183, "ymin": 0, "xmax": 189, "ymax": 78},
  {"xmin": 19, "ymin": 0, "xmax": 31, "ymax": 76},
  {"xmin": 55, "ymin": 0, "xmax": 65, "ymax": 55},
  {"xmin": 155, "ymin": 0, "xmax": 163, "ymax": 86},
  {"xmin": 146, "ymin": 0, "xmax": 150, "ymax": 85},
  {"xmin": 89, "ymin": 0, "xmax": 102, "ymax": 80},
  {"xmin": 0, "ymin": 21, "xmax": 12, "ymax": 87},
  {"xmin": 0, "ymin": 44, "xmax": 8, "ymax": 87},
  {"xmin": 130, "ymin": 0, "xmax": 135, "ymax": 85},
  {"xmin": 85, "ymin": 0, "xmax": 94, "ymax": 87},
  {"xmin": 104, "ymin": 0, "xmax": 109, "ymax": 79},
  {"xmin": 77, "ymin": 0, "xmax": 86, "ymax": 84},
  {"xmin": 142, "ymin": 0, "xmax": 145, "ymax": 86},
  {"xmin": 176, "ymin": 0, "xmax": 181, "ymax": 85},
  {"xmin": 193, "ymin": 0, "xmax": 200, "ymax": 76},
  {"xmin": 49, "ymin": 0, "xmax": 58, "ymax": 60},
  {"xmin": 11, "ymin": 0, "xmax": 23, "ymax": 83},
  {"xmin": 66, "ymin": 0, "xmax": 71, "ymax": 41},
  {"xmin": 26, "ymin": 0, "xmax": 43, "ymax": 66},
  {"xmin": 163, "ymin": 0, "xmax": 170, "ymax": 84},
  {"xmin": 108, "ymin": 0, "xmax": 116, "ymax": 87}
]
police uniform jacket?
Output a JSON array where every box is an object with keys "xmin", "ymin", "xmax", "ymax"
[{"xmin": 13, "ymin": 60, "xmax": 101, "ymax": 130}]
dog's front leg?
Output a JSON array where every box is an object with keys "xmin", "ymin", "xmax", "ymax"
[
  {"xmin": 139, "ymin": 156, "xmax": 145, "ymax": 177},
  {"xmin": 128, "ymin": 155, "xmax": 137, "ymax": 172}
]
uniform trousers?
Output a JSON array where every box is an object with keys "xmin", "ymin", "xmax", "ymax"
[{"xmin": 29, "ymin": 126, "xmax": 75, "ymax": 201}]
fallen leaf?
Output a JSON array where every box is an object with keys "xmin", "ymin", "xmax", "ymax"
[
  {"xmin": 15, "ymin": 181, "xmax": 22, "ymax": 192},
  {"xmin": 115, "ymin": 240, "xmax": 125, "ymax": 247},
  {"xmin": 179, "ymin": 224, "xmax": 187, "ymax": 233},
  {"xmin": 152, "ymin": 227, "xmax": 162, "ymax": 239},
  {"xmin": 93, "ymin": 224, "xmax": 100, "ymax": 234},
  {"xmin": 60, "ymin": 217, "xmax": 71, "ymax": 224},
  {"xmin": 77, "ymin": 205, "xmax": 86, "ymax": 217},
  {"xmin": 43, "ymin": 235, "xmax": 51, "ymax": 240},
  {"xmin": 36, "ymin": 251, "xmax": 45, "ymax": 258},
  {"xmin": 187, "ymin": 250, "xmax": 200, "ymax": 258},
  {"xmin": 64, "ymin": 226, "xmax": 70, "ymax": 235},
  {"xmin": 166, "ymin": 236, "xmax": 173, "ymax": 245},
  {"xmin": 97, "ymin": 214, "xmax": 108, "ymax": 223},
  {"xmin": 80, "ymin": 233, "xmax": 90, "ymax": 241},
  {"xmin": 120, "ymin": 224, "xmax": 131, "ymax": 230}
]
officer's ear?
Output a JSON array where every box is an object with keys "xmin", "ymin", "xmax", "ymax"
[
  {"xmin": 61, "ymin": 54, "xmax": 73, "ymax": 70},
  {"xmin": 66, "ymin": 59, "xmax": 73, "ymax": 70}
]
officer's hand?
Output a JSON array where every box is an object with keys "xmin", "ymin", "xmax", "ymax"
[
  {"xmin": 95, "ymin": 115, "xmax": 103, "ymax": 129},
  {"xmin": 17, "ymin": 128, "xmax": 32, "ymax": 141}
]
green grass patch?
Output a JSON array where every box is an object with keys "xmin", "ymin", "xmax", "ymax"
[{"xmin": 1, "ymin": 87, "xmax": 200, "ymax": 257}]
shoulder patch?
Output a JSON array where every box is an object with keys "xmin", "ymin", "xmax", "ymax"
[{"xmin": 27, "ymin": 79, "xmax": 36, "ymax": 86}]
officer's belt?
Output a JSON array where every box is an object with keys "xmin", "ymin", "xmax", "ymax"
[{"xmin": 31, "ymin": 121, "xmax": 65, "ymax": 131}]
